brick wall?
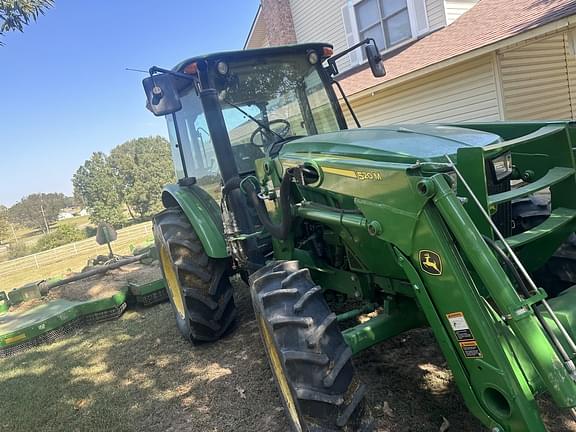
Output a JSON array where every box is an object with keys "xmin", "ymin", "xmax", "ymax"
[{"xmin": 260, "ymin": 0, "xmax": 297, "ymax": 45}]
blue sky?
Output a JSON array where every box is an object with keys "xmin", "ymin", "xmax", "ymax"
[{"xmin": 0, "ymin": 0, "xmax": 259, "ymax": 206}]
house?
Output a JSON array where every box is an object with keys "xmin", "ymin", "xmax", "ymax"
[
  {"xmin": 245, "ymin": 0, "xmax": 576, "ymax": 126},
  {"xmin": 57, "ymin": 211, "xmax": 74, "ymax": 221}
]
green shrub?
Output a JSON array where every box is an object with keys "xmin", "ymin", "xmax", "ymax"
[
  {"xmin": 8, "ymin": 242, "xmax": 30, "ymax": 259},
  {"xmin": 34, "ymin": 224, "xmax": 86, "ymax": 252},
  {"xmin": 84, "ymin": 225, "xmax": 97, "ymax": 238}
]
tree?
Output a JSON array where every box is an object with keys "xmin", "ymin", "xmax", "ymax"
[
  {"xmin": 0, "ymin": 205, "xmax": 9, "ymax": 244},
  {"xmin": 34, "ymin": 223, "xmax": 85, "ymax": 252},
  {"xmin": 72, "ymin": 137, "xmax": 175, "ymax": 226},
  {"xmin": 7, "ymin": 241, "xmax": 28, "ymax": 259},
  {"xmin": 8, "ymin": 192, "xmax": 68, "ymax": 233},
  {"xmin": 73, "ymin": 152, "xmax": 125, "ymax": 226},
  {"xmin": 109, "ymin": 136, "xmax": 176, "ymax": 219},
  {"xmin": 0, "ymin": 0, "xmax": 53, "ymax": 44}
]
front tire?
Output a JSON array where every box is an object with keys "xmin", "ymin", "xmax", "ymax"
[
  {"xmin": 250, "ymin": 260, "xmax": 372, "ymax": 431},
  {"xmin": 154, "ymin": 208, "xmax": 237, "ymax": 344}
]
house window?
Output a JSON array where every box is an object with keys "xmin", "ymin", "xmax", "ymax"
[
  {"xmin": 355, "ymin": 0, "xmax": 413, "ymax": 51},
  {"xmin": 341, "ymin": 0, "xmax": 428, "ymax": 67}
]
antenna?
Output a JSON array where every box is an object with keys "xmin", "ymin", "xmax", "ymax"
[{"xmin": 125, "ymin": 68, "xmax": 148, "ymax": 74}]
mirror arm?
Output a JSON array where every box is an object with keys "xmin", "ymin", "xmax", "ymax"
[
  {"xmin": 171, "ymin": 112, "xmax": 189, "ymax": 179},
  {"xmin": 148, "ymin": 66, "xmax": 197, "ymax": 82},
  {"xmin": 325, "ymin": 38, "xmax": 381, "ymax": 76}
]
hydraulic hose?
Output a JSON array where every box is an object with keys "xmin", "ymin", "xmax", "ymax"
[
  {"xmin": 243, "ymin": 169, "xmax": 294, "ymax": 241},
  {"xmin": 482, "ymin": 235, "xmax": 574, "ymax": 365}
]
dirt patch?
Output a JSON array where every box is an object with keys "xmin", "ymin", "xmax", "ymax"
[
  {"xmin": 9, "ymin": 263, "xmax": 161, "ymax": 310},
  {"xmin": 121, "ymin": 261, "xmax": 161, "ymax": 286},
  {"xmin": 159, "ymin": 283, "xmax": 576, "ymax": 432},
  {"xmin": 47, "ymin": 273, "xmax": 127, "ymax": 302},
  {"xmin": 9, "ymin": 297, "xmax": 48, "ymax": 313},
  {"xmin": 47, "ymin": 262, "xmax": 160, "ymax": 301}
]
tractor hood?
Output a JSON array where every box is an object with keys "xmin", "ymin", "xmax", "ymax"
[{"xmin": 280, "ymin": 125, "xmax": 502, "ymax": 164}]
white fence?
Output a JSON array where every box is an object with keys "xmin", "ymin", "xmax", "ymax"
[{"xmin": 0, "ymin": 222, "xmax": 153, "ymax": 290}]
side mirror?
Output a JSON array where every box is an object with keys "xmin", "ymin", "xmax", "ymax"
[
  {"xmin": 142, "ymin": 73, "xmax": 182, "ymax": 116},
  {"xmin": 365, "ymin": 43, "xmax": 386, "ymax": 78}
]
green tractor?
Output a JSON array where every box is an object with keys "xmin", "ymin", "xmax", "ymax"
[{"xmin": 142, "ymin": 40, "xmax": 576, "ymax": 431}]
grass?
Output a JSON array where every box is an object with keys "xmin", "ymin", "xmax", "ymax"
[
  {"xmin": 0, "ymin": 296, "xmax": 285, "ymax": 432},
  {"xmin": 10, "ymin": 238, "xmax": 152, "ymax": 283},
  {"xmin": 56, "ymin": 215, "xmax": 91, "ymax": 229},
  {"xmin": 3, "ymin": 215, "xmax": 135, "ymax": 254},
  {"xmin": 0, "ymin": 304, "xmax": 192, "ymax": 432}
]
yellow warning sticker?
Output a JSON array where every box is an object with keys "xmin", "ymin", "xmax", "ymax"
[{"xmin": 459, "ymin": 341, "xmax": 483, "ymax": 358}]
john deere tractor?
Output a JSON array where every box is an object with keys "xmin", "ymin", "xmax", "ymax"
[{"xmin": 143, "ymin": 40, "xmax": 576, "ymax": 431}]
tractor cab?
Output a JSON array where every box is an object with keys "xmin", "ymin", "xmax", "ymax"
[
  {"xmin": 145, "ymin": 44, "xmax": 353, "ymax": 187},
  {"xmin": 143, "ymin": 41, "xmax": 384, "ymax": 191}
]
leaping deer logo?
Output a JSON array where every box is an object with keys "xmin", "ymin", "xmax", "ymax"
[{"xmin": 419, "ymin": 250, "xmax": 442, "ymax": 275}]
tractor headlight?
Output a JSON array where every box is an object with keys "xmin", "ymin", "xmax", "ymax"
[
  {"xmin": 307, "ymin": 50, "xmax": 319, "ymax": 65},
  {"xmin": 216, "ymin": 60, "xmax": 229, "ymax": 75},
  {"xmin": 491, "ymin": 152, "xmax": 512, "ymax": 181}
]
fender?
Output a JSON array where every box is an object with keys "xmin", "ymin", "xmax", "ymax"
[{"xmin": 161, "ymin": 183, "xmax": 228, "ymax": 258}]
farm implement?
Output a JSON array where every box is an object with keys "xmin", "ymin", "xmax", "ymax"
[
  {"xmin": 0, "ymin": 250, "xmax": 166, "ymax": 357},
  {"xmin": 143, "ymin": 40, "xmax": 576, "ymax": 431}
]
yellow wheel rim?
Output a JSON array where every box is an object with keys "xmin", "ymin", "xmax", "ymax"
[
  {"xmin": 258, "ymin": 314, "xmax": 302, "ymax": 431},
  {"xmin": 160, "ymin": 244, "xmax": 186, "ymax": 320}
]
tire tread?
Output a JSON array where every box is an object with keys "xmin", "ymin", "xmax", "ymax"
[
  {"xmin": 251, "ymin": 260, "xmax": 372, "ymax": 431},
  {"xmin": 154, "ymin": 207, "xmax": 236, "ymax": 344}
]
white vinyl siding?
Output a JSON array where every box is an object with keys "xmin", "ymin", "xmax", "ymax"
[
  {"xmin": 344, "ymin": 55, "xmax": 500, "ymax": 126},
  {"xmin": 289, "ymin": 0, "xmax": 350, "ymax": 70},
  {"xmin": 425, "ymin": 0, "xmax": 446, "ymax": 30},
  {"xmin": 499, "ymin": 34, "xmax": 573, "ymax": 120},
  {"xmin": 444, "ymin": 0, "xmax": 479, "ymax": 24},
  {"xmin": 566, "ymin": 31, "xmax": 576, "ymax": 115},
  {"xmin": 290, "ymin": 0, "xmax": 437, "ymax": 71}
]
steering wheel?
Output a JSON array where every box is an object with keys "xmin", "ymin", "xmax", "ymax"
[{"xmin": 250, "ymin": 119, "xmax": 291, "ymax": 147}]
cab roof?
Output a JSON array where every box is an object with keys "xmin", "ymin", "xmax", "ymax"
[{"xmin": 172, "ymin": 43, "xmax": 332, "ymax": 73}]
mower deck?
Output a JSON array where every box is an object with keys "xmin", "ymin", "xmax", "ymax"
[{"xmin": 0, "ymin": 280, "xmax": 166, "ymax": 358}]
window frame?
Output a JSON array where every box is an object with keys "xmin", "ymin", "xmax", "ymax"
[
  {"xmin": 354, "ymin": 0, "xmax": 412, "ymax": 51},
  {"xmin": 344, "ymin": 0, "xmax": 429, "ymax": 66}
]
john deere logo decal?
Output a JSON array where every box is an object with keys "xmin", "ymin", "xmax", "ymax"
[{"xmin": 419, "ymin": 250, "xmax": 442, "ymax": 276}]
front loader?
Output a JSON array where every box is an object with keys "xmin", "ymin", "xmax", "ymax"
[{"xmin": 142, "ymin": 40, "xmax": 576, "ymax": 431}]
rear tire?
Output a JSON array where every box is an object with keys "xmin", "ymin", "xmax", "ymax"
[
  {"xmin": 154, "ymin": 207, "xmax": 237, "ymax": 344},
  {"xmin": 250, "ymin": 260, "xmax": 372, "ymax": 431}
]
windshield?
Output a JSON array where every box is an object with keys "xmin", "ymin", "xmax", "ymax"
[
  {"xmin": 166, "ymin": 54, "xmax": 339, "ymax": 191},
  {"xmin": 218, "ymin": 54, "xmax": 340, "ymax": 148}
]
